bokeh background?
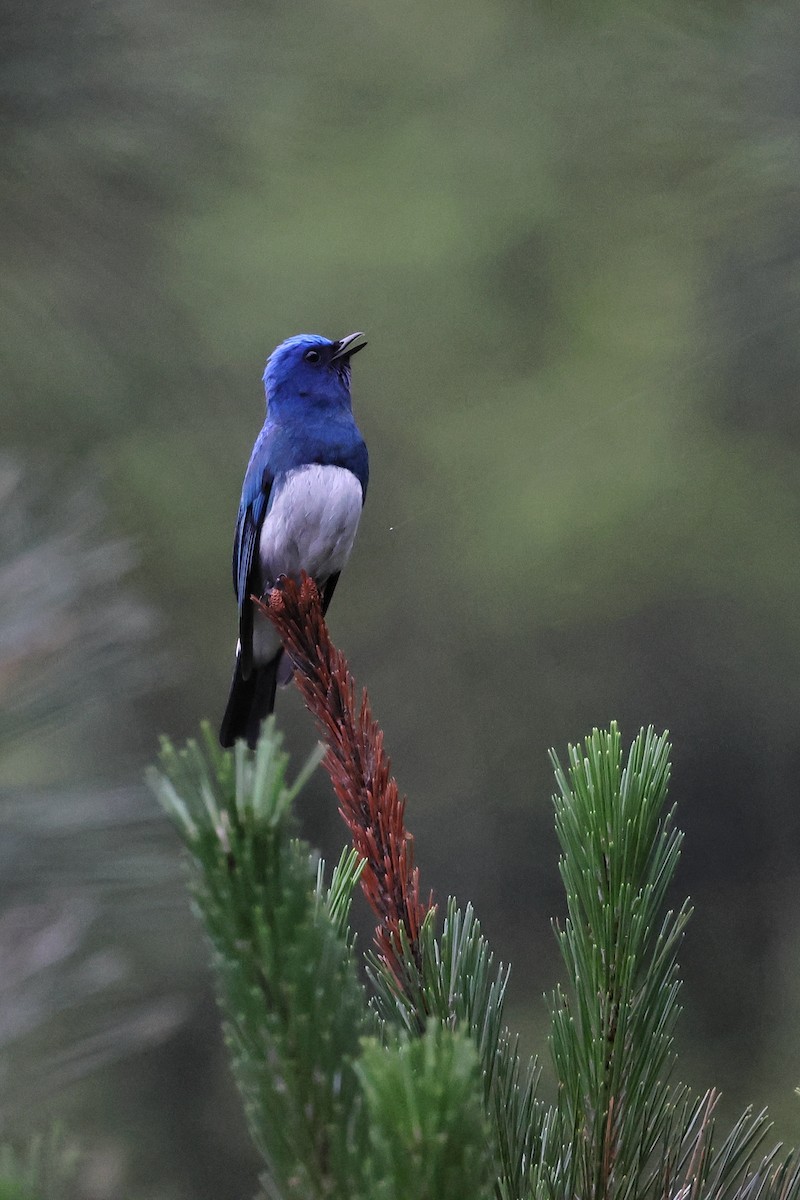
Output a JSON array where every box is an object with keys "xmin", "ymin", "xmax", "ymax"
[{"xmin": 2, "ymin": 1, "xmax": 799, "ymax": 1195}]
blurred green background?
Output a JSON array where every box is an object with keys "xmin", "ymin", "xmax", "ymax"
[{"xmin": 2, "ymin": 0, "xmax": 799, "ymax": 1195}]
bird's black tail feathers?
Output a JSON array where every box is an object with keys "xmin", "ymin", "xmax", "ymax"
[
  {"xmin": 219, "ymin": 652, "xmax": 281, "ymax": 750},
  {"xmin": 219, "ymin": 571, "xmax": 341, "ymax": 749}
]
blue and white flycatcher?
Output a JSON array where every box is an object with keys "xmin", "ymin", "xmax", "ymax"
[{"xmin": 220, "ymin": 331, "xmax": 368, "ymax": 748}]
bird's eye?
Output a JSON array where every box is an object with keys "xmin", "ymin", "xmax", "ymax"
[{"xmin": 304, "ymin": 349, "xmax": 320, "ymax": 363}]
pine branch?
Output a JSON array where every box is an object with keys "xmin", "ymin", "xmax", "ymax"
[
  {"xmin": 149, "ymin": 620, "xmax": 800, "ymax": 1200},
  {"xmin": 151, "ymin": 718, "xmax": 496, "ymax": 1199},
  {"xmin": 540, "ymin": 724, "xmax": 800, "ymax": 1200},
  {"xmin": 366, "ymin": 901, "xmax": 541, "ymax": 1200},
  {"xmin": 545, "ymin": 724, "xmax": 691, "ymax": 1200},
  {"xmin": 258, "ymin": 574, "xmax": 433, "ymax": 984},
  {"xmin": 149, "ymin": 721, "xmax": 370, "ymax": 1200},
  {"xmin": 356, "ymin": 1024, "xmax": 495, "ymax": 1200},
  {"xmin": 259, "ymin": 577, "xmax": 538, "ymax": 1196}
]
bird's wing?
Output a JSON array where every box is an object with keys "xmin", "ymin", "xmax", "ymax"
[
  {"xmin": 233, "ymin": 455, "xmax": 274, "ymax": 676},
  {"xmin": 333, "ymin": 436, "xmax": 369, "ymax": 500}
]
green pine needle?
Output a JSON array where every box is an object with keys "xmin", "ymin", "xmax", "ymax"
[{"xmin": 357, "ymin": 1024, "xmax": 494, "ymax": 1200}]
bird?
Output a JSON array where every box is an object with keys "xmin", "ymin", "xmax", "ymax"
[{"xmin": 219, "ymin": 331, "xmax": 369, "ymax": 749}]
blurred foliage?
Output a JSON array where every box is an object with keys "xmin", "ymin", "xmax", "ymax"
[
  {"xmin": 0, "ymin": 459, "xmax": 157, "ymax": 771},
  {"xmin": 0, "ymin": 461, "xmax": 257, "ymax": 1197},
  {"xmin": 2, "ymin": 0, "xmax": 800, "ymax": 1196},
  {"xmin": 0, "ymin": 1127, "xmax": 79, "ymax": 1200}
]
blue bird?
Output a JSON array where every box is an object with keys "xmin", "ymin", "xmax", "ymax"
[{"xmin": 219, "ymin": 331, "xmax": 369, "ymax": 749}]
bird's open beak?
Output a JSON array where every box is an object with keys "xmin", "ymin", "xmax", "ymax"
[{"xmin": 331, "ymin": 331, "xmax": 367, "ymax": 360}]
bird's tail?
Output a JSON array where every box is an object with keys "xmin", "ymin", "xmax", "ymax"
[{"xmin": 219, "ymin": 652, "xmax": 281, "ymax": 750}]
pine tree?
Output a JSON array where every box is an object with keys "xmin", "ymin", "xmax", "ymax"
[{"xmin": 149, "ymin": 576, "xmax": 800, "ymax": 1200}]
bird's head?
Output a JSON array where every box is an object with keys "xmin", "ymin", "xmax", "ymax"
[{"xmin": 263, "ymin": 332, "xmax": 367, "ymax": 414}]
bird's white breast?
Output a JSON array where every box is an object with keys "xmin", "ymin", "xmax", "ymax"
[{"xmin": 258, "ymin": 464, "xmax": 363, "ymax": 587}]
